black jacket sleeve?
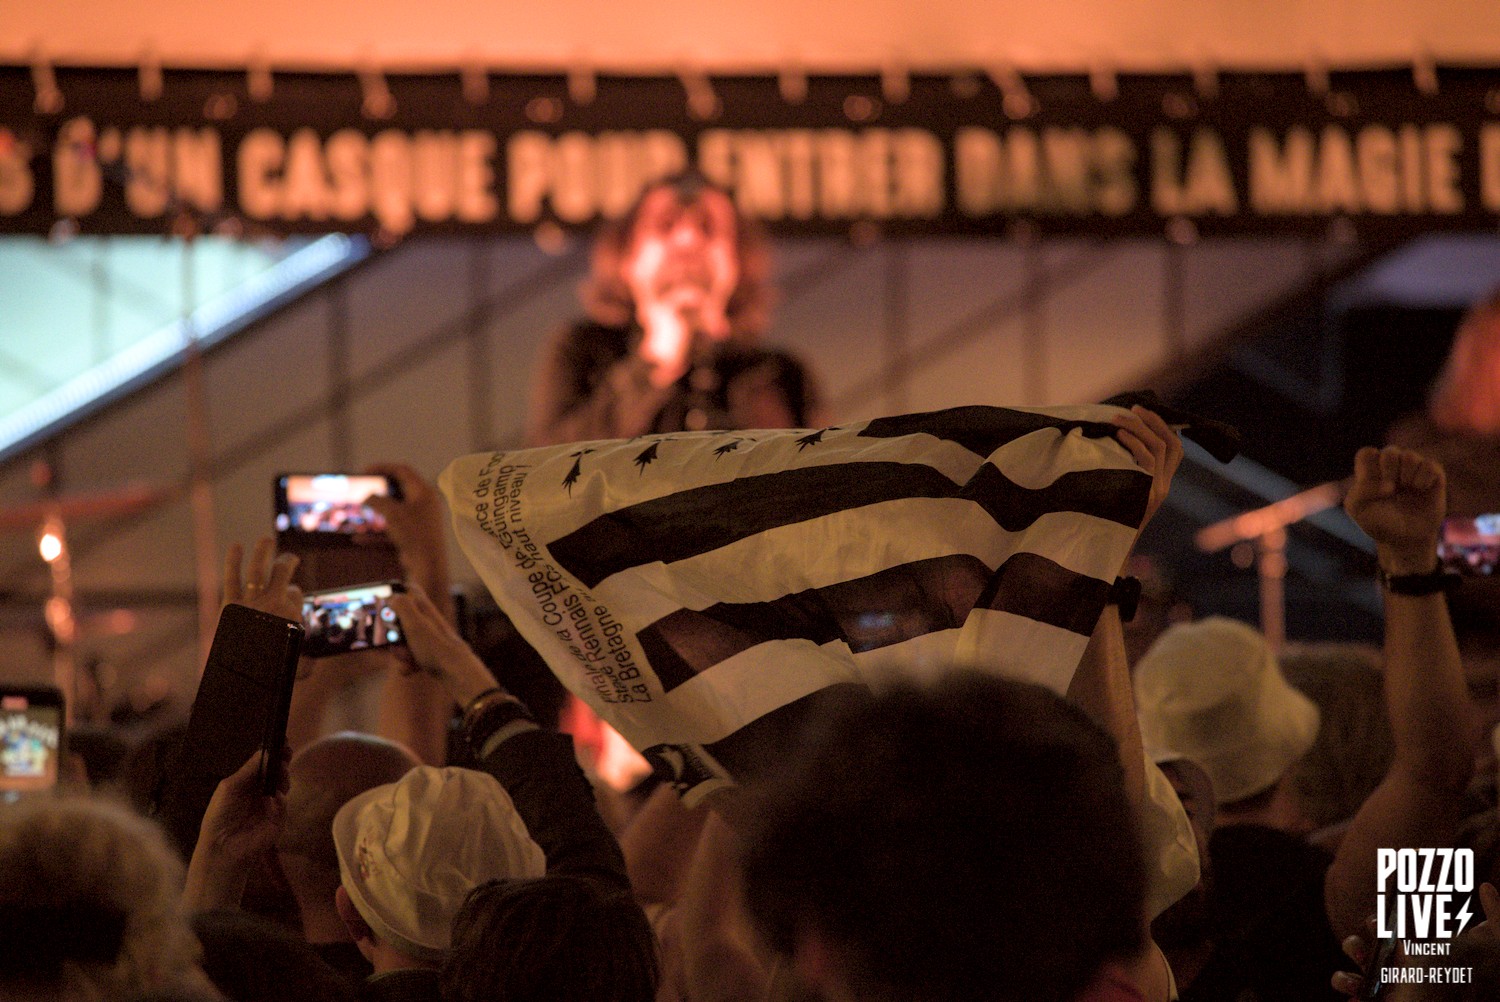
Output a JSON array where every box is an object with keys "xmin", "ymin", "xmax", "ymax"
[{"xmin": 475, "ymin": 728, "xmax": 630, "ymax": 892}]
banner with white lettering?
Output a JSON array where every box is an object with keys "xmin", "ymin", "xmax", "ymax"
[{"xmin": 3, "ymin": 65, "xmax": 1500, "ymax": 237}]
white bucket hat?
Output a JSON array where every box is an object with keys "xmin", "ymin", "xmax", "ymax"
[
  {"xmin": 332, "ymin": 765, "xmax": 546, "ymax": 962},
  {"xmin": 1135, "ymin": 617, "xmax": 1319, "ymax": 805}
]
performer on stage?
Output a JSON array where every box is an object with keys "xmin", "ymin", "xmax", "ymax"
[{"xmin": 525, "ymin": 172, "xmax": 817, "ymax": 446}]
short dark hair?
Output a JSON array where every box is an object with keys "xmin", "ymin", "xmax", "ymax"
[
  {"xmin": 441, "ymin": 874, "xmax": 658, "ymax": 1002},
  {"xmin": 739, "ymin": 672, "xmax": 1145, "ymax": 1002}
]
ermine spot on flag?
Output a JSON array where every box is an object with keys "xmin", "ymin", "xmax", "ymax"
[{"xmin": 441, "ymin": 404, "xmax": 1154, "ymax": 805}]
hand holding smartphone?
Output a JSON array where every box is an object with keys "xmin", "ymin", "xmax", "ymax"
[
  {"xmin": 301, "ymin": 581, "xmax": 407, "ymax": 658},
  {"xmin": 154, "ymin": 603, "xmax": 303, "ymax": 856},
  {"xmin": 275, "ymin": 473, "xmax": 401, "ymax": 536},
  {"xmin": 275, "ymin": 473, "xmax": 405, "ymax": 591}
]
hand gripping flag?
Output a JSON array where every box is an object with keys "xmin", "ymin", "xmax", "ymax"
[{"xmin": 442, "ymin": 404, "xmax": 1155, "ymax": 805}]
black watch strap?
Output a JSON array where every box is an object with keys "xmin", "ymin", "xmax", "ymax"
[{"xmin": 1378, "ymin": 563, "xmax": 1461, "ymax": 596}]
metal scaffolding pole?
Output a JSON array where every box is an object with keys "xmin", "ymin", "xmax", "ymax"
[{"xmin": 180, "ymin": 234, "xmax": 221, "ymax": 664}]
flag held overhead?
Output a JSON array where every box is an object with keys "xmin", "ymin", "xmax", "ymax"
[{"xmin": 441, "ymin": 403, "xmax": 1163, "ymax": 804}]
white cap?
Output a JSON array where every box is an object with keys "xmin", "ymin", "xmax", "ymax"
[
  {"xmin": 332, "ymin": 766, "xmax": 545, "ymax": 961},
  {"xmin": 1135, "ymin": 617, "xmax": 1319, "ymax": 805}
]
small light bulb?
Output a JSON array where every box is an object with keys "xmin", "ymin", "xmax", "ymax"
[{"xmin": 39, "ymin": 531, "xmax": 63, "ymax": 563}]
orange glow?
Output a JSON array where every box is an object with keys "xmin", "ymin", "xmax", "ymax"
[
  {"xmin": 45, "ymin": 596, "xmax": 76, "ymax": 644},
  {"xmin": 102, "ymin": 608, "xmax": 140, "ymax": 635}
]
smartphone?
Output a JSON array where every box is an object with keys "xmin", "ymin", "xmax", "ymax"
[
  {"xmin": 1439, "ymin": 513, "xmax": 1500, "ymax": 576},
  {"xmin": 153, "ymin": 603, "xmax": 303, "ymax": 856},
  {"xmin": 1355, "ymin": 936, "xmax": 1401, "ymax": 1000},
  {"xmin": 1358, "ymin": 893, "xmax": 1406, "ymax": 1000},
  {"xmin": 274, "ymin": 473, "xmax": 401, "ymax": 536},
  {"xmin": 302, "ymin": 581, "xmax": 407, "ymax": 658},
  {"xmin": 275, "ymin": 473, "xmax": 404, "ymax": 591},
  {"xmin": 0, "ymin": 686, "xmax": 64, "ymax": 802}
]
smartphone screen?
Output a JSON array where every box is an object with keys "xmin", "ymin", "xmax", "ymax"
[
  {"xmin": 1439, "ymin": 513, "xmax": 1500, "ymax": 576},
  {"xmin": 275, "ymin": 474, "xmax": 398, "ymax": 536},
  {"xmin": 0, "ymin": 687, "xmax": 64, "ymax": 802},
  {"xmin": 275, "ymin": 474, "xmax": 405, "ymax": 591},
  {"xmin": 302, "ymin": 581, "xmax": 406, "ymax": 658}
]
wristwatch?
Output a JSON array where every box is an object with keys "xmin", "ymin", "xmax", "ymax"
[{"xmin": 1377, "ymin": 562, "xmax": 1461, "ymax": 596}]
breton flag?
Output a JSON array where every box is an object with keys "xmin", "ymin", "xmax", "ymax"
[{"xmin": 442, "ymin": 404, "xmax": 1160, "ymax": 804}]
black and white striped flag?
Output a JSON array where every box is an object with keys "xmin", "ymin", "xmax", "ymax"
[{"xmin": 442, "ymin": 404, "xmax": 1153, "ymax": 803}]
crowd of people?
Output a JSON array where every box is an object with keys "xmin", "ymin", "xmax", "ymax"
[{"xmin": 3, "ymin": 175, "xmax": 1500, "ymax": 1002}]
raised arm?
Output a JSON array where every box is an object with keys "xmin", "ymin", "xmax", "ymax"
[
  {"xmin": 388, "ymin": 584, "xmax": 629, "ymax": 890},
  {"xmin": 364, "ymin": 462, "xmax": 456, "ymax": 765},
  {"xmin": 1067, "ymin": 406, "xmax": 1187, "ymax": 1001},
  {"xmin": 1325, "ymin": 446, "xmax": 1477, "ymax": 941},
  {"xmin": 673, "ymin": 813, "xmax": 773, "ymax": 1002},
  {"xmin": 619, "ymin": 782, "xmax": 710, "ymax": 908},
  {"xmin": 1070, "ymin": 403, "xmax": 1184, "ymax": 805},
  {"xmin": 1070, "ymin": 605, "xmax": 1147, "ymax": 805},
  {"xmin": 364, "ymin": 462, "xmax": 454, "ymax": 624},
  {"xmin": 223, "ymin": 538, "xmax": 337, "ymax": 755}
]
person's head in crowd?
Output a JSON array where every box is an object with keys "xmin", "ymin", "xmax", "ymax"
[
  {"xmin": 441, "ymin": 873, "xmax": 658, "ymax": 1002},
  {"xmin": 581, "ymin": 172, "xmax": 773, "ymax": 340},
  {"xmin": 1429, "ymin": 286, "xmax": 1500, "ymax": 435},
  {"xmin": 1118, "ymin": 553, "xmax": 1193, "ymax": 667},
  {"xmin": 276, "ymin": 733, "xmax": 420, "ymax": 946},
  {"xmin": 113, "ymin": 720, "xmax": 189, "ymax": 820},
  {"xmin": 1279, "ymin": 642, "xmax": 1394, "ymax": 831},
  {"xmin": 191, "ymin": 909, "xmax": 357, "ymax": 1002},
  {"xmin": 0, "ymin": 795, "xmax": 210, "ymax": 1000},
  {"xmin": 66, "ymin": 725, "xmax": 131, "ymax": 790},
  {"xmin": 738, "ymin": 671, "xmax": 1146, "ymax": 1002},
  {"xmin": 331, "ymin": 765, "xmax": 545, "ymax": 973},
  {"xmin": 1135, "ymin": 616, "xmax": 1320, "ymax": 833}
]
